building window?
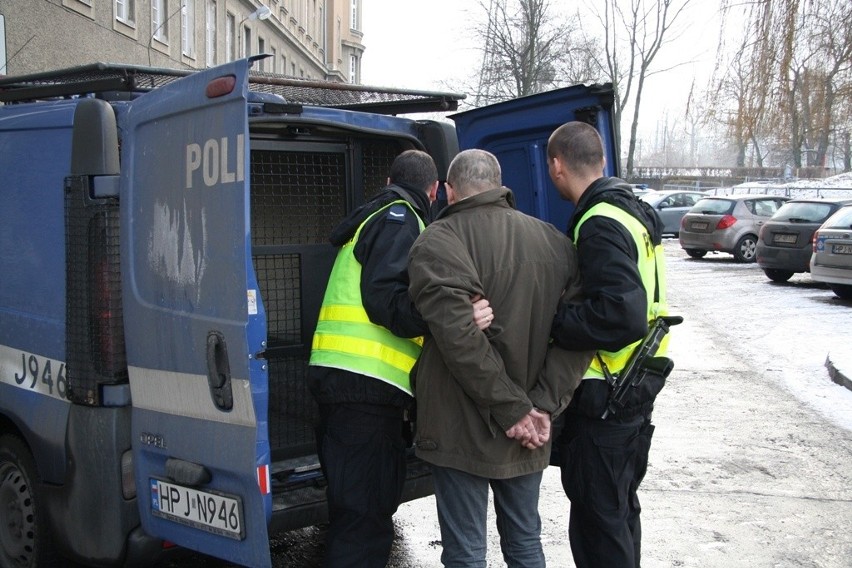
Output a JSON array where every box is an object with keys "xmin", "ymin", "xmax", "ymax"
[
  {"xmin": 243, "ymin": 27, "xmax": 252, "ymax": 58},
  {"xmin": 205, "ymin": 0, "xmax": 216, "ymax": 66},
  {"xmin": 116, "ymin": 0, "xmax": 136, "ymax": 25},
  {"xmin": 319, "ymin": 3, "xmax": 325, "ymax": 58},
  {"xmin": 258, "ymin": 38, "xmax": 266, "ymax": 70},
  {"xmin": 349, "ymin": 54, "xmax": 358, "ymax": 83},
  {"xmin": 226, "ymin": 12, "xmax": 236, "ymax": 61},
  {"xmin": 350, "ymin": 0, "xmax": 359, "ymax": 31},
  {"xmin": 270, "ymin": 47, "xmax": 277, "ymax": 73},
  {"xmin": 306, "ymin": 0, "xmax": 312, "ymax": 37},
  {"xmin": 152, "ymin": 0, "xmax": 168, "ymax": 42},
  {"xmin": 181, "ymin": 0, "xmax": 196, "ymax": 57}
]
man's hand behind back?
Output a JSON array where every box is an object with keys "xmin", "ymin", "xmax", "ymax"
[{"xmin": 505, "ymin": 409, "xmax": 551, "ymax": 450}]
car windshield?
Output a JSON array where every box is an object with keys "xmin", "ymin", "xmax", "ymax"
[
  {"xmin": 822, "ymin": 206, "xmax": 852, "ymax": 229},
  {"xmin": 772, "ymin": 201, "xmax": 836, "ymax": 223},
  {"xmin": 691, "ymin": 198, "xmax": 733, "ymax": 215}
]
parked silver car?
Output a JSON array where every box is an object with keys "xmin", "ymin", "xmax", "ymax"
[
  {"xmin": 756, "ymin": 198, "xmax": 852, "ymax": 282},
  {"xmin": 810, "ymin": 204, "xmax": 852, "ymax": 300},
  {"xmin": 679, "ymin": 195, "xmax": 790, "ymax": 262},
  {"xmin": 641, "ymin": 190, "xmax": 706, "ymax": 236}
]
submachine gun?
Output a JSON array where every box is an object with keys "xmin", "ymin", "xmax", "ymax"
[{"xmin": 599, "ymin": 315, "xmax": 683, "ymax": 420}]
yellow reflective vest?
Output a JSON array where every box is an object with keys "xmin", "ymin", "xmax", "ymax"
[
  {"xmin": 309, "ymin": 200, "xmax": 425, "ymax": 395},
  {"xmin": 573, "ymin": 202, "xmax": 669, "ymax": 379}
]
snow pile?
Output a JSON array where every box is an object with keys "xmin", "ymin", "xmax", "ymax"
[{"xmin": 725, "ymin": 171, "xmax": 852, "ymax": 199}]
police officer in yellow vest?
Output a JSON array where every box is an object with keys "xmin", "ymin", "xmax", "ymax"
[
  {"xmin": 309, "ymin": 149, "xmax": 490, "ymax": 568},
  {"xmin": 546, "ymin": 121, "xmax": 671, "ymax": 568}
]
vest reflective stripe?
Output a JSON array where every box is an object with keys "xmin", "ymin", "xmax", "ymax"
[
  {"xmin": 309, "ymin": 200, "xmax": 424, "ymax": 395},
  {"xmin": 573, "ymin": 202, "xmax": 669, "ymax": 379}
]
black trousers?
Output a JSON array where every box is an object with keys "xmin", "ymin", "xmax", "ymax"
[
  {"xmin": 316, "ymin": 403, "xmax": 407, "ymax": 568},
  {"xmin": 557, "ymin": 397, "xmax": 655, "ymax": 568}
]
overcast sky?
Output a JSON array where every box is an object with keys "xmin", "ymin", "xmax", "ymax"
[{"xmin": 360, "ymin": 0, "xmax": 725, "ymax": 131}]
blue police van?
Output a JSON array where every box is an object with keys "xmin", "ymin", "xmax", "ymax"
[{"xmin": 0, "ymin": 56, "xmax": 618, "ymax": 567}]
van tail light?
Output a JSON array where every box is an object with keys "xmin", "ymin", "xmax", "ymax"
[
  {"xmin": 206, "ymin": 75, "xmax": 236, "ymax": 98},
  {"xmin": 93, "ymin": 256, "xmax": 117, "ymax": 373},
  {"xmin": 89, "ymin": 217, "xmax": 127, "ymax": 378},
  {"xmin": 716, "ymin": 215, "xmax": 737, "ymax": 230},
  {"xmin": 120, "ymin": 450, "xmax": 136, "ymax": 499},
  {"xmin": 813, "ymin": 231, "xmax": 820, "ymax": 253}
]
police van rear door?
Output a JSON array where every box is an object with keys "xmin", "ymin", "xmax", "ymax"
[
  {"xmin": 451, "ymin": 84, "xmax": 619, "ymax": 227},
  {"xmin": 122, "ymin": 59, "xmax": 272, "ymax": 567}
]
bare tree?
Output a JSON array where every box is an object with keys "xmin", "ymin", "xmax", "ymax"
[
  {"xmin": 683, "ymin": 82, "xmax": 707, "ymax": 166},
  {"xmin": 471, "ymin": 0, "xmax": 600, "ymax": 107},
  {"xmin": 799, "ymin": 0, "xmax": 852, "ymax": 167},
  {"xmin": 708, "ymin": 30, "xmax": 771, "ymax": 168},
  {"xmin": 714, "ymin": 0, "xmax": 852, "ymax": 170},
  {"xmin": 586, "ymin": 0, "xmax": 695, "ymax": 175}
]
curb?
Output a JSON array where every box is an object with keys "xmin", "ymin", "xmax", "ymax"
[{"xmin": 825, "ymin": 353, "xmax": 852, "ymax": 393}]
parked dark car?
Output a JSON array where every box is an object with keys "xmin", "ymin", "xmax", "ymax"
[
  {"xmin": 810, "ymin": 204, "xmax": 852, "ymax": 300},
  {"xmin": 679, "ymin": 195, "xmax": 789, "ymax": 262},
  {"xmin": 756, "ymin": 198, "xmax": 852, "ymax": 282},
  {"xmin": 641, "ymin": 190, "xmax": 706, "ymax": 236}
]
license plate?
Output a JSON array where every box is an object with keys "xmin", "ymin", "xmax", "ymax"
[
  {"xmin": 691, "ymin": 222, "xmax": 708, "ymax": 230},
  {"xmin": 774, "ymin": 233, "xmax": 797, "ymax": 244},
  {"xmin": 832, "ymin": 243, "xmax": 852, "ymax": 255},
  {"xmin": 151, "ymin": 479, "xmax": 244, "ymax": 540}
]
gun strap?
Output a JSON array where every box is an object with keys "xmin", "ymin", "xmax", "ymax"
[
  {"xmin": 653, "ymin": 241, "xmax": 661, "ymax": 304},
  {"xmin": 596, "ymin": 353, "xmax": 616, "ymax": 387}
]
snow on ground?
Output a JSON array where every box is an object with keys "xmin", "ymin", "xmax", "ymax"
[
  {"xmin": 663, "ymin": 239, "xmax": 852, "ymax": 433},
  {"xmin": 720, "ymin": 171, "xmax": 852, "ymax": 199}
]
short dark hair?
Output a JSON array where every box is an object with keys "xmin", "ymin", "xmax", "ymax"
[
  {"xmin": 547, "ymin": 121, "xmax": 604, "ymax": 173},
  {"xmin": 389, "ymin": 149, "xmax": 438, "ymax": 193}
]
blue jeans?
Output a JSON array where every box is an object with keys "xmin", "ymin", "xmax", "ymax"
[{"xmin": 431, "ymin": 466, "xmax": 545, "ymax": 568}]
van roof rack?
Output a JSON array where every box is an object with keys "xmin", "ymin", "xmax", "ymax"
[{"xmin": 0, "ymin": 62, "xmax": 466, "ymax": 115}]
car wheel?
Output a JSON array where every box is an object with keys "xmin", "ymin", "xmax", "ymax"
[
  {"xmin": 733, "ymin": 234, "xmax": 758, "ymax": 262},
  {"xmin": 685, "ymin": 249, "xmax": 706, "ymax": 259},
  {"xmin": 763, "ymin": 269, "xmax": 794, "ymax": 282},
  {"xmin": 829, "ymin": 284, "xmax": 852, "ymax": 300},
  {"xmin": 0, "ymin": 435, "xmax": 60, "ymax": 568}
]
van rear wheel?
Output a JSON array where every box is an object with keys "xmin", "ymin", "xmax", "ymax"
[{"xmin": 0, "ymin": 435, "xmax": 59, "ymax": 568}]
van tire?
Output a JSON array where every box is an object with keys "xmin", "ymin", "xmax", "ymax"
[{"xmin": 0, "ymin": 435, "xmax": 60, "ymax": 568}]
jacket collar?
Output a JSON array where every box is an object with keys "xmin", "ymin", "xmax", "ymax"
[
  {"xmin": 436, "ymin": 186, "xmax": 516, "ymax": 220},
  {"xmin": 328, "ymin": 183, "xmax": 431, "ymax": 246},
  {"xmin": 568, "ymin": 177, "xmax": 663, "ymax": 243}
]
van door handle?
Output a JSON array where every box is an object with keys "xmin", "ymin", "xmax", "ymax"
[{"xmin": 206, "ymin": 331, "xmax": 234, "ymax": 411}]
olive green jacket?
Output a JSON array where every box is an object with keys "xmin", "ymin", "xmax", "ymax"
[{"xmin": 408, "ymin": 187, "xmax": 593, "ymax": 479}]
